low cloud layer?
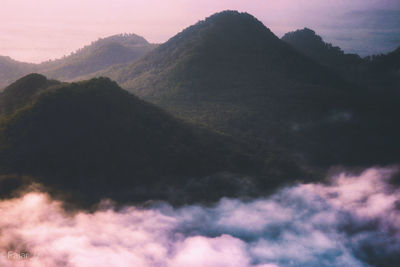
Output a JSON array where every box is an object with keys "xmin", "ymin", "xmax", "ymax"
[{"xmin": 0, "ymin": 167, "xmax": 399, "ymax": 266}]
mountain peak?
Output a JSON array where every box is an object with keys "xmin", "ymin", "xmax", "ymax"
[
  {"xmin": 281, "ymin": 28, "xmax": 363, "ymax": 68},
  {"xmin": 282, "ymin": 28, "xmax": 327, "ymax": 49},
  {"xmin": 203, "ymin": 10, "xmax": 263, "ymax": 25},
  {"xmin": 2, "ymin": 73, "xmax": 49, "ymax": 96},
  {"xmin": 91, "ymin": 33, "xmax": 150, "ymax": 48},
  {"xmin": 164, "ymin": 10, "xmax": 278, "ymax": 49},
  {"xmin": 0, "ymin": 73, "xmax": 60, "ymax": 116},
  {"xmin": 104, "ymin": 11, "xmax": 344, "ymax": 96}
]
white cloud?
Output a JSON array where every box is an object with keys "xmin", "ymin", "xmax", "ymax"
[{"xmin": 0, "ymin": 167, "xmax": 399, "ymax": 266}]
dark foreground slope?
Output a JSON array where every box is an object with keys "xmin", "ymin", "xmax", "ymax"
[
  {"xmin": 100, "ymin": 11, "xmax": 400, "ymax": 168},
  {"xmin": 0, "ymin": 74, "xmax": 274, "ymax": 206},
  {"xmin": 364, "ymin": 47, "xmax": 400, "ymax": 89}
]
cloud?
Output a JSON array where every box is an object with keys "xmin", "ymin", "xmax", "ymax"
[{"xmin": 0, "ymin": 167, "xmax": 399, "ymax": 266}]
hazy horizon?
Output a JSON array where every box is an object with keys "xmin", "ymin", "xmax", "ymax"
[{"xmin": 1, "ymin": 0, "xmax": 399, "ymax": 63}]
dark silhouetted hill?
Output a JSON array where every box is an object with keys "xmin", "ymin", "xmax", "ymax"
[
  {"xmin": 0, "ymin": 74, "xmax": 280, "ymax": 206},
  {"xmin": 0, "ymin": 73, "xmax": 60, "ymax": 116},
  {"xmin": 364, "ymin": 46, "xmax": 400, "ymax": 89}
]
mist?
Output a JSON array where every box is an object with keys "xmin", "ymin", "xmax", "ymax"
[{"xmin": 0, "ymin": 167, "xmax": 399, "ymax": 266}]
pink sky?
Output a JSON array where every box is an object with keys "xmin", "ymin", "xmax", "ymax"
[{"xmin": 0, "ymin": 0, "xmax": 398, "ymax": 63}]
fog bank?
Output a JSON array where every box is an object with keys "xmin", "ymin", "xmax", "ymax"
[{"xmin": 0, "ymin": 167, "xmax": 399, "ymax": 266}]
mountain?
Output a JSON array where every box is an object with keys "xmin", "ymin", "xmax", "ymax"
[
  {"xmin": 281, "ymin": 28, "xmax": 364, "ymax": 68},
  {"xmin": 96, "ymin": 11, "xmax": 400, "ymax": 167},
  {"xmin": 0, "ymin": 73, "xmax": 60, "ymax": 116},
  {"xmin": 0, "ymin": 56, "xmax": 37, "ymax": 89},
  {"xmin": 103, "ymin": 12, "xmax": 346, "ymax": 93},
  {"xmin": 0, "ymin": 74, "xmax": 277, "ymax": 205},
  {"xmin": 1, "ymin": 12, "xmax": 398, "ymax": 205},
  {"xmin": 282, "ymin": 28, "xmax": 400, "ymax": 89},
  {"xmin": 0, "ymin": 34, "xmax": 156, "ymax": 90},
  {"xmin": 40, "ymin": 34, "xmax": 157, "ymax": 81},
  {"xmin": 364, "ymin": 46, "xmax": 400, "ymax": 89}
]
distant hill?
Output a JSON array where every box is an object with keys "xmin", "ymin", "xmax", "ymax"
[
  {"xmin": 40, "ymin": 34, "xmax": 157, "ymax": 81},
  {"xmin": 282, "ymin": 28, "xmax": 399, "ymax": 89},
  {"xmin": 0, "ymin": 34, "xmax": 156, "ymax": 90},
  {"xmin": 96, "ymin": 11, "xmax": 400, "ymax": 168},
  {"xmin": 0, "ymin": 56, "xmax": 37, "ymax": 89},
  {"xmin": 0, "ymin": 74, "xmax": 280, "ymax": 205},
  {"xmin": 281, "ymin": 28, "xmax": 364, "ymax": 68}
]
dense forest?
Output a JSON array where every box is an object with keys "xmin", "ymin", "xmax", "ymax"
[
  {"xmin": 93, "ymin": 11, "xmax": 400, "ymax": 169},
  {"xmin": 0, "ymin": 74, "xmax": 292, "ymax": 206},
  {"xmin": 282, "ymin": 28, "xmax": 400, "ymax": 90}
]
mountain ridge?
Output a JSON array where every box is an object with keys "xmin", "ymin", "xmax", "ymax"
[
  {"xmin": 101, "ymin": 11, "xmax": 346, "ymax": 92},
  {"xmin": 94, "ymin": 10, "xmax": 400, "ymax": 169},
  {"xmin": 0, "ymin": 34, "xmax": 156, "ymax": 89},
  {"xmin": 0, "ymin": 73, "xmax": 290, "ymax": 206},
  {"xmin": 281, "ymin": 27, "xmax": 400, "ymax": 89}
]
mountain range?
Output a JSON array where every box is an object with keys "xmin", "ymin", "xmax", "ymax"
[
  {"xmin": 0, "ymin": 74, "xmax": 275, "ymax": 205},
  {"xmin": 94, "ymin": 11, "xmax": 400, "ymax": 167},
  {"xmin": 0, "ymin": 10, "xmax": 399, "ymax": 206},
  {"xmin": 0, "ymin": 34, "xmax": 156, "ymax": 89},
  {"xmin": 282, "ymin": 27, "xmax": 400, "ymax": 89}
]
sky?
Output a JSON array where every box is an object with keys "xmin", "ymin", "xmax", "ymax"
[{"xmin": 0, "ymin": 0, "xmax": 399, "ymax": 63}]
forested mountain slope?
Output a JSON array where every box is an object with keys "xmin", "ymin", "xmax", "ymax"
[
  {"xmin": 0, "ymin": 74, "xmax": 281, "ymax": 205},
  {"xmin": 97, "ymin": 11, "xmax": 400, "ymax": 168}
]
